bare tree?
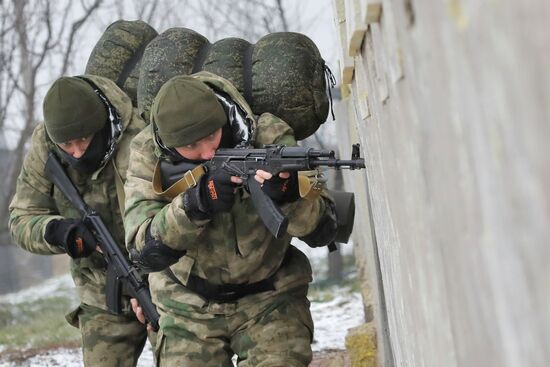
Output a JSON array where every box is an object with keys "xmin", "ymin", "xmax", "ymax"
[
  {"xmin": 187, "ymin": 0, "xmax": 307, "ymax": 41},
  {"xmin": 90, "ymin": 0, "xmax": 185, "ymax": 36},
  {"xmin": 0, "ymin": 1, "xmax": 17, "ymax": 133},
  {"xmin": 0, "ymin": 0, "xmax": 103, "ymax": 234}
]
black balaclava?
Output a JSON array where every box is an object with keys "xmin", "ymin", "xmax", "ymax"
[{"xmin": 57, "ymin": 120, "xmax": 111, "ymax": 174}]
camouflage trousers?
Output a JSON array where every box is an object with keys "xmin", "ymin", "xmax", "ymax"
[
  {"xmin": 67, "ymin": 303, "xmax": 150, "ymax": 367},
  {"xmin": 155, "ymin": 285, "xmax": 313, "ymax": 367}
]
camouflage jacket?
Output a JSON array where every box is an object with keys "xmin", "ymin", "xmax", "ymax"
[
  {"xmin": 125, "ymin": 72, "xmax": 327, "ymax": 299},
  {"xmin": 9, "ymin": 75, "xmax": 146, "ymax": 312}
]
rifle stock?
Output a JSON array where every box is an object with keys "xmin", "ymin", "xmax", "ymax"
[{"xmin": 44, "ymin": 152, "xmax": 160, "ymax": 331}]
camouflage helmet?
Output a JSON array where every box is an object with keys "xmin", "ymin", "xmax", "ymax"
[
  {"xmin": 151, "ymin": 75, "xmax": 226, "ymax": 148},
  {"xmin": 43, "ymin": 76, "xmax": 108, "ymax": 144}
]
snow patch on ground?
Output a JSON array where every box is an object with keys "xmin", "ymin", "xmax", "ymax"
[
  {"xmin": 0, "ymin": 347, "xmax": 94, "ymax": 367},
  {"xmin": 311, "ymin": 291, "xmax": 364, "ymax": 351},
  {"xmin": 0, "ymin": 274, "xmax": 75, "ymax": 305}
]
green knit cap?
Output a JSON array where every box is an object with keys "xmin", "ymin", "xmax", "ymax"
[
  {"xmin": 43, "ymin": 77, "xmax": 108, "ymax": 144},
  {"xmin": 152, "ymin": 75, "xmax": 227, "ymax": 148}
]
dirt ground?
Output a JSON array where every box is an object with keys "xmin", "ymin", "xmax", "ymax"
[{"xmin": 311, "ymin": 349, "xmax": 351, "ymax": 367}]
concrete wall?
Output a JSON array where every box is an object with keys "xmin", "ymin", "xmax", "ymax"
[{"xmin": 333, "ymin": 0, "xmax": 550, "ymax": 366}]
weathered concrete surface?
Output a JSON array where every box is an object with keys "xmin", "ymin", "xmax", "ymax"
[{"xmin": 333, "ymin": 0, "xmax": 550, "ymax": 366}]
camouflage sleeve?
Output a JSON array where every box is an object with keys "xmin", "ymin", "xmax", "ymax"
[
  {"xmin": 284, "ymin": 195, "xmax": 328, "ymax": 237},
  {"xmin": 255, "ymin": 112, "xmax": 297, "ymax": 147},
  {"xmin": 8, "ymin": 125, "xmax": 65, "ymax": 255},
  {"xmin": 124, "ymin": 129, "xmax": 205, "ymax": 253},
  {"xmin": 255, "ymin": 113, "xmax": 329, "ymax": 237}
]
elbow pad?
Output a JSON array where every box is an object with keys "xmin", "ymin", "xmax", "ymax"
[
  {"xmin": 131, "ymin": 226, "xmax": 186, "ymax": 273},
  {"xmin": 298, "ymin": 198, "xmax": 338, "ymax": 248}
]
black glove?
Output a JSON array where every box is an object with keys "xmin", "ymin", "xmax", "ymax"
[
  {"xmin": 44, "ymin": 218, "xmax": 97, "ymax": 258},
  {"xmin": 261, "ymin": 171, "xmax": 300, "ymax": 204},
  {"xmin": 130, "ymin": 227, "xmax": 186, "ymax": 273},
  {"xmin": 183, "ymin": 169, "xmax": 236, "ymax": 220}
]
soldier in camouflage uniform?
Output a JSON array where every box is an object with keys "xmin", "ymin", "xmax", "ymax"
[
  {"xmin": 9, "ymin": 76, "xmax": 150, "ymax": 366},
  {"xmin": 124, "ymin": 72, "xmax": 338, "ymax": 366}
]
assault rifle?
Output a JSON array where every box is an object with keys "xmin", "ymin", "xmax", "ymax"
[
  {"xmin": 161, "ymin": 144, "xmax": 366, "ymax": 239},
  {"xmin": 45, "ymin": 152, "xmax": 160, "ymax": 331}
]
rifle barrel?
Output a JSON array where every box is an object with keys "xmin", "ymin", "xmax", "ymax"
[{"xmin": 310, "ymin": 158, "xmax": 366, "ymax": 169}]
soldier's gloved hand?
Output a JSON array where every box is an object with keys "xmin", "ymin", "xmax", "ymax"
[
  {"xmin": 130, "ymin": 227, "xmax": 186, "ymax": 273},
  {"xmin": 44, "ymin": 218, "xmax": 97, "ymax": 258},
  {"xmin": 260, "ymin": 171, "xmax": 300, "ymax": 204},
  {"xmin": 183, "ymin": 169, "xmax": 236, "ymax": 220}
]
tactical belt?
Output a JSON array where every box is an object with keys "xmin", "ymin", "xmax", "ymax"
[
  {"xmin": 186, "ymin": 274, "xmax": 276, "ymax": 303},
  {"xmin": 164, "ymin": 250, "xmax": 291, "ymax": 303},
  {"xmin": 163, "ymin": 269, "xmax": 276, "ymax": 303}
]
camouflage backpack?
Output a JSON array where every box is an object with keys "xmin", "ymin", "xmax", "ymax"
[
  {"xmin": 85, "ymin": 20, "xmax": 158, "ymax": 106},
  {"xmin": 137, "ymin": 28, "xmax": 333, "ymax": 140}
]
